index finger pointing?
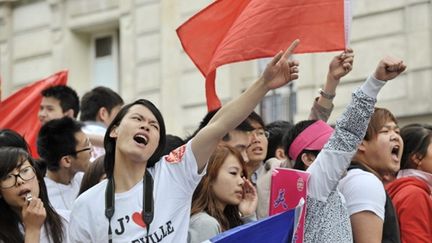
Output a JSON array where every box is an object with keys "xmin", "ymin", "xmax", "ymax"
[{"xmin": 281, "ymin": 39, "xmax": 300, "ymax": 60}]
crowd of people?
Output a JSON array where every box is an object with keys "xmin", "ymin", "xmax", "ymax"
[{"xmin": 0, "ymin": 38, "xmax": 430, "ymax": 243}]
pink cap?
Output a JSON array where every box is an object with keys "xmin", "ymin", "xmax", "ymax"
[{"xmin": 288, "ymin": 120, "xmax": 334, "ymax": 160}]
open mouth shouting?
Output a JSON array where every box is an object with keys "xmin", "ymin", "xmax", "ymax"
[
  {"xmin": 390, "ymin": 145, "xmax": 401, "ymax": 162},
  {"xmin": 133, "ymin": 133, "xmax": 148, "ymax": 146}
]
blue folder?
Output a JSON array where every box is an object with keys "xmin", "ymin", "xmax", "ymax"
[{"xmin": 207, "ymin": 208, "xmax": 295, "ymax": 243}]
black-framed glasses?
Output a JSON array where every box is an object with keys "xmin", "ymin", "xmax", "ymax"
[
  {"xmin": 0, "ymin": 166, "xmax": 36, "ymax": 189},
  {"xmin": 74, "ymin": 147, "xmax": 92, "ymax": 154}
]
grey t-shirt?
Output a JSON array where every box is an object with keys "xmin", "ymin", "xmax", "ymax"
[{"xmin": 188, "ymin": 212, "xmax": 221, "ymax": 243}]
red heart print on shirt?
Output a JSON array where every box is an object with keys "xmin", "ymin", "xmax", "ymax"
[{"xmin": 132, "ymin": 212, "xmax": 146, "ymax": 228}]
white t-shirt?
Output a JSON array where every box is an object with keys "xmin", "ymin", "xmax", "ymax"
[
  {"xmin": 82, "ymin": 122, "xmax": 106, "ymax": 161},
  {"xmin": 44, "ymin": 172, "xmax": 83, "ymax": 212},
  {"xmin": 69, "ymin": 141, "xmax": 204, "ymax": 243},
  {"xmin": 82, "ymin": 122, "xmax": 106, "ymax": 137},
  {"xmin": 338, "ymin": 168, "xmax": 386, "ymax": 220},
  {"xmin": 15, "ymin": 211, "xmax": 70, "ymax": 243}
]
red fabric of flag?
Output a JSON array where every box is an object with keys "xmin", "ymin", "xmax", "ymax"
[
  {"xmin": 0, "ymin": 75, "xmax": 2, "ymax": 101},
  {"xmin": 177, "ymin": 0, "xmax": 346, "ymax": 111},
  {"xmin": 0, "ymin": 71, "xmax": 68, "ymax": 157}
]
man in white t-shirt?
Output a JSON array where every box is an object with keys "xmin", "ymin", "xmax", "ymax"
[
  {"xmin": 37, "ymin": 117, "xmax": 91, "ymax": 212},
  {"xmin": 80, "ymin": 86, "xmax": 124, "ymax": 161},
  {"xmin": 339, "ymin": 107, "xmax": 403, "ymax": 243},
  {"xmin": 38, "ymin": 85, "xmax": 80, "ymax": 125},
  {"xmin": 68, "ymin": 40, "xmax": 301, "ymax": 242},
  {"xmin": 267, "ymin": 56, "xmax": 406, "ymax": 242}
]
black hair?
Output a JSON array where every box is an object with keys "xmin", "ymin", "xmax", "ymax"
[
  {"xmin": 185, "ymin": 108, "xmax": 253, "ymax": 142},
  {"xmin": 247, "ymin": 111, "xmax": 265, "ymax": 129},
  {"xmin": 104, "ymin": 99, "xmax": 166, "ymax": 177},
  {"xmin": 162, "ymin": 134, "xmax": 186, "ymax": 156},
  {"xmin": 0, "ymin": 129, "xmax": 46, "ymax": 175},
  {"xmin": 0, "ymin": 147, "xmax": 64, "ymax": 243},
  {"xmin": 41, "ymin": 85, "xmax": 80, "ymax": 118},
  {"xmin": 400, "ymin": 123, "xmax": 432, "ymax": 169},
  {"xmin": 264, "ymin": 120, "xmax": 293, "ymax": 161},
  {"xmin": 292, "ymin": 149, "xmax": 319, "ymax": 171},
  {"xmin": 0, "ymin": 129, "xmax": 29, "ymax": 151},
  {"xmin": 282, "ymin": 120, "xmax": 318, "ymax": 170},
  {"xmin": 80, "ymin": 86, "xmax": 124, "ymax": 122},
  {"xmin": 37, "ymin": 117, "xmax": 83, "ymax": 171}
]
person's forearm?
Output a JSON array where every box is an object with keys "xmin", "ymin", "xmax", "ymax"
[
  {"xmin": 25, "ymin": 228, "xmax": 41, "ymax": 243},
  {"xmin": 316, "ymin": 73, "xmax": 339, "ymax": 109},
  {"xmin": 192, "ymin": 40, "xmax": 299, "ymax": 171},
  {"xmin": 308, "ymin": 97, "xmax": 333, "ymax": 121},
  {"xmin": 208, "ymin": 77, "xmax": 269, "ymax": 134},
  {"xmin": 192, "ymin": 77, "xmax": 270, "ymax": 172},
  {"xmin": 325, "ymin": 75, "xmax": 385, "ymax": 153},
  {"xmin": 307, "ymin": 76, "xmax": 385, "ymax": 200}
]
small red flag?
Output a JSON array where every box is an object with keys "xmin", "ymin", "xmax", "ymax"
[
  {"xmin": 0, "ymin": 70, "xmax": 68, "ymax": 157},
  {"xmin": 177, "ymin": 0, "xmax": 349, "ymax": 111}
]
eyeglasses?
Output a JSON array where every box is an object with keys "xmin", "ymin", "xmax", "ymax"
[
  {"xmin": 0, "ymin": 166, "xmax": 36, "ymax": 189},
  {"xmin": 250, "ymin": 129, "xmax": 269, "ymax": 139},
  {"xmin": 74, "ymin": 147, "xmax": 92, "ymax": 154}
]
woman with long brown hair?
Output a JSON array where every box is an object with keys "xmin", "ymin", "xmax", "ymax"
[{"xmin": 188, "ymin": 145, "xmax": 257, "ymax": 243}]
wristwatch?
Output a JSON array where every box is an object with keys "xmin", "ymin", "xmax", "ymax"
[{"xmin": 319, "ymin": 89, "xmax": 336, "ymax": 100}]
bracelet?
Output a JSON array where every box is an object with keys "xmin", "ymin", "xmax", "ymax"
[
  {"xmin": 239, "ymin": 211, "xmax": 254, "ymax": 218},
  {"xmin": 319, "ymin": 89, "xmax": 336, "ymax": 100}
]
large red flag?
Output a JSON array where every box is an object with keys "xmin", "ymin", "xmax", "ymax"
[
  {"xmin": 0, "ymin": 75, "xmax": 2, "ymax": 101},
  {"xmin": 0, "ymin": 71, "xmax": 68, "ymax": 157},
  {"xmin": 177, "ymin": 0, "xmax": 349, "ymax": 111}
]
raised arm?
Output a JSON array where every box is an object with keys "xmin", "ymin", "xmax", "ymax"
[
  {"xmin": 307, "ymin": 56, "xmax": 406, "ymax": 201},
  {"xmin": 192, "ymin": 40, "xmax": 300, "ymax": 172},
  {"xmin": 349, "ymin": 57, "xmax": 406, "ymax": 243},
  {"xmin": 309, "ymin": 48, "xmax": 354, "ymax": 121}
]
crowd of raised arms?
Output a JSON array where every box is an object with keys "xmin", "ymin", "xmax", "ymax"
[{"xmin": 1, "ymin": 39, "xmax": 431, "ymax": 243}]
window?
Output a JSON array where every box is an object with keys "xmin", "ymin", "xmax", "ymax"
[{"xmin": 91, "ymin": 32, "xmax": 119, "ymax": 91}]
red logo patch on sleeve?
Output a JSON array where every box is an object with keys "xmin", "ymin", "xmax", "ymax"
[{"xmin": 164, "ymin": 145, "xmax": 186, "ymax": 163}]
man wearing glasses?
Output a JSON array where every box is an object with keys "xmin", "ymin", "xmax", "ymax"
[
  {"xmin": 245, "ymin": 112, "xmax": 270, "ymax": 185},
  {"xmin": 37, "ymin": 117, "xmax": 92, "ymax": 214}
]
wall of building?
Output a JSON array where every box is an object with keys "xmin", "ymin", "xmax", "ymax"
[{"xmin": 1, "ymin": 0, "xmax": 431, "ymax": 137}]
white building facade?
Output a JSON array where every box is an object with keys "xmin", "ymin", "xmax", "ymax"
[{"xmin": 1, "ymin": 0, "xmax": 431, "ymax": 136}]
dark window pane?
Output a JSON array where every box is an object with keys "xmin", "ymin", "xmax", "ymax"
[{"xmin": 95, "ymin": 36, "xmax": 112, "ymax": 57}]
